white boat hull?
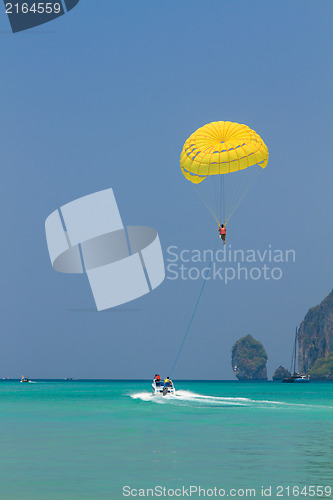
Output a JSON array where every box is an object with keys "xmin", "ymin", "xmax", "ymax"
[{"xmin": 152, "ymin": 380, "xmax": 176, "ymax": 396}]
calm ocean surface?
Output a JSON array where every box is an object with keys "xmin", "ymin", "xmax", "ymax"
[{"xmin": 0, "ymin": 380, "xmax": 332, "ymax": 499}]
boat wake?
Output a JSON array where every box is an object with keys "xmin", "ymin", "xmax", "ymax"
[
  {"xmin": 130, "ymin": 390, "xmax": 332, "ymax": 410},
  {"xmin": 131, "ymin": 390, "xmax": 259, "ymax": 408}
]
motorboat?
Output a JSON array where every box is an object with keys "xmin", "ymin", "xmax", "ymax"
[
  {"xmin": 283, "ymin": 373, "xmax": 310, "ymax": 383},
  {"xmin": 20, "ymin": 375, "xmax": 30, "ymax": 383},
  {"xmin": 152, "ymin": 376, "xmax": 176, "ymax": 396},
  {"xmin": 293, "ymin": 374, "xmax": 310, "ymax": 382}
]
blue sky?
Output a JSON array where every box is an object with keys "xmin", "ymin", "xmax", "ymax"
[{"xmin": 0, "ymin": 0, "xmax": 332, "ymax": 379}]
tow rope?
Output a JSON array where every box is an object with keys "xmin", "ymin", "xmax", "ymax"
[{"xmin": 170, "ymin": 236, "xmax": 220, "ymax": 377}]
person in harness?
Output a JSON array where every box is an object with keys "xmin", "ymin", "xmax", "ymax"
[
  {"xmin": 154, "ymin": 374, "xmax": 161, "ymax": 386},
  {"xmin": 219, "ymin": 224, "xmax": 226, "ymax": 245}
]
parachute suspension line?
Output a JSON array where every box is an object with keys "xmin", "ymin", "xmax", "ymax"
[
  {"xmin": 211, "ymin": 177, "xmax": 219, "ymax": 225},
  {"xmin": 208, "ymin": 175, "xmax": 220, "ymax": 226},
  {"xmin": 221, "ymin": 174, "xmax": 226, "ymax": 226},
  {"xmin": 194, "ymin": 186, "xmax": 220, "ymax": 226},
  {"xmin": 225, "ymin": 169, "xmax": 261, "ymax": 225},
  {"xmin": 169, "ymin": 236, "xmax": 220, "ymax": 378}
]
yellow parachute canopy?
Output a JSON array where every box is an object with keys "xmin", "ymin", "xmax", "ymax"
[
  {"xmin": 180, "ymin": 121, "xmax": 269, "ymax": 184},
  {"xmin": 180, "ymin": 121, "xmax": 269, "ymax": 225}
]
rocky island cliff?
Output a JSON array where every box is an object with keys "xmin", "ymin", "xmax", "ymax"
[
  {"xmin": 231, "ymin": 335, "xmax": 268, "ymax": 380},
  {"xmin": 272, "ymin": 366, "xmax": 291, "ymax": 380},
  {"xmin": 298, "ymin": 290, "xmax": 333, "ymax": 378}
]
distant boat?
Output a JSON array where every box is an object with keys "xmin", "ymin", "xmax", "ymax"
[
  {"xmin": 283, "ymin": 328, "xmax": 310, "ymax": 383},
  {"xmin": 20, "ymin": 375, "xmax": 30, "ymax": 383}
]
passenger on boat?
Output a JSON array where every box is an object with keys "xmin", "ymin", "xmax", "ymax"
[
  {"xmin": 154, "ymin": 374, "xmax": 162, "ymax": 386},
  {"xmin": 164, "ymin": 377, "xmax": 172, "ymax": 387}
]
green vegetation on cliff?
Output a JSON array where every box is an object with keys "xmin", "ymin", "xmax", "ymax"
[
  {"xmin": 307, "ymin": 354, "xmax": 333, "ymax": 380},
  {"xmin": 231, "ymin": 335, "xmax": 268, "ymax": 380}
]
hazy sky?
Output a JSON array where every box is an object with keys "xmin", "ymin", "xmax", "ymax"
[{"xmin": 1, "ymin": 1, "xmax": 332, "ymax": 379}]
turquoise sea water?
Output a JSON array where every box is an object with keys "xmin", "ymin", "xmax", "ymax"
[{"xmin": 0, "ymin": 380, "xmax": 332, "ymax": 499}]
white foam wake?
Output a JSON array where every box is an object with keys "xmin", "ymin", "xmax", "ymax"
[
  {"xmin": 130, "ymin": 389, "xmax": 331, "ymax": 410},
  {"xmin": 130, "ymin": 389, "xmax": 252, "ymax": 407}
]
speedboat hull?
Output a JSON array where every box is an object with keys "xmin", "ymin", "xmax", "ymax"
[{"xmin": 152, "ymin": 380, "xmax": 176, "ymax": 396}]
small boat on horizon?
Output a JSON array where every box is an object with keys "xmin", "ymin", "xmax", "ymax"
[
  {"xmin": 20, "ymin": 375, "xmax": 30, "ymax": 383},
  {"xmin": 283, "ymin": 328, "xmax": 310, "ymax": 383},
  {"xmin": 152, "ymin": 374, "xmax": 176, "ymax": 396},
  {"xmin": 283, "ymin": 373, "xmax": 310, "ymax": 383}
]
